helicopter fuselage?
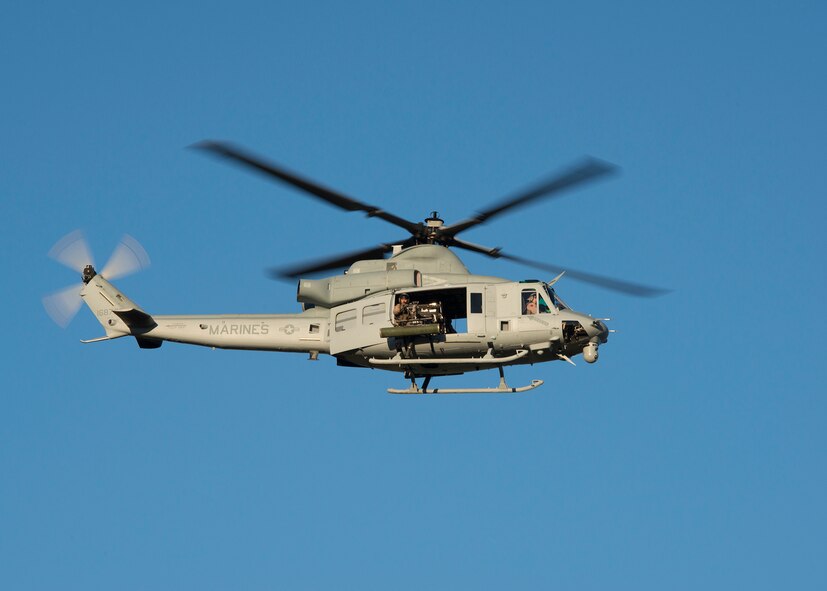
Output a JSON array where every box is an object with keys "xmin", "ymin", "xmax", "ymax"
[
  {"xmin": 49, "ymin": 141, "xmax": 663, "ymax": 393},
  {"xmin": 78, "ymin": 245, "xmax": 609, "ymax": 377}
]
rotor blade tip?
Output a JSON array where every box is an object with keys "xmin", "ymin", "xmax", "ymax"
[
  {"xmin": 190, "ymin": 140, "xmax": 229, "ymax": 154},
  {"xmin": 584, "ymin": 156, "xmax": 620, "ymax": 175},
  {"xmin": 100, "ymin": 235, "xmax": 151, "ymax": 280},
  {"xmin": 265, "ymin": 268, "xmax": 290, "ymax": 281}
]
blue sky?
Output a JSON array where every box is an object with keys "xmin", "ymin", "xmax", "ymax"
[{"xmin": 2, "ymin": 1, "xmax": 826, "ymax": 588}]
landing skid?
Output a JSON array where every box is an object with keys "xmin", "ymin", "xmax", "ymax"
[{"xmin": 387, "ymin": 367, "xmax": 544, "ymax": 395}]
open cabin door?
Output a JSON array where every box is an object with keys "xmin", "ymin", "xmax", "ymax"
[
  {"xmin": 330, "ymin": 294, "xmax": 392, "ymax": 355},
  {"xmin": 330, "ymin": 287, "xmax": 489, "ymax": 355}
]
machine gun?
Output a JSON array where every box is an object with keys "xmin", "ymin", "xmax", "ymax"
[
  {"xmin": 380, "ymin": 300, "xmax": 446, "ymax": 338},
  {"xmin": 394, "ymin": 300, "xmax": 444, "ymax": 327}
]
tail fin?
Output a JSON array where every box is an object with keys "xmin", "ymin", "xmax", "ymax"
[{"xmin": 80, "ymin": 268, "xmax": 157, "ymax": 339}]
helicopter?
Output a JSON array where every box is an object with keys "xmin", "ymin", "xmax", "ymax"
[{"xmin": 44, "ymin": 141, "xmax": 667, "ymax": 394}]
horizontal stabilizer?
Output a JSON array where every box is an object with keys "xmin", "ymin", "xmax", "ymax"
[{"xmin": 80, "ymin": 335, "xmax": 126, "ymax": 344}]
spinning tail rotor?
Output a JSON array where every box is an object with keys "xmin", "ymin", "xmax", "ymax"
[{"xmin": 43, "ymin": 231, "xmax": 150, "ymax": 327}]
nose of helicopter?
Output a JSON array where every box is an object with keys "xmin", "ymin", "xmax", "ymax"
[{"xmin": 589, "ymin": 318, "xmax": 610, "ymax": 343}]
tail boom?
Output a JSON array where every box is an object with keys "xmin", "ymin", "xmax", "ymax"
[
  {"xmin": 137, "ymin": 313, "xmax": 329, "ymax": 352},
  {"xmin": 80, "ymin": 274, "xmax": 330, "ymax": 353}
]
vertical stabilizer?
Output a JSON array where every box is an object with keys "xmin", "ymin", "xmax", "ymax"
[{"xmin": 80, "ymin": 268, "xmax": 155, "ymax": 337}]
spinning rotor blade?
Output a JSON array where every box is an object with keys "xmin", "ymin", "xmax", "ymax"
[
  {"xmin": 270, "ymin": 240, "xmax": 413, "ymax": 279},
  {"xmin": 497, "ymin": 251, "xmax": 669, "ymax": 297},
  {"xmin": 448, "ymin": 237, "xmax": 502, "ymax": 257},
  {"xmin": 450, "ymin": 238, "xmax": 667, "ymax": 297},
  {"xmin": 443, "ymin": 158, "xmax": 618, "ymax": 237},
  {"xmin": 193, "ymin": 140, "xmax": 665, "ymax": 294},
  {"xmin": 194, "ymin": 141, "xmax": 420, "ymax": 234},
  {"xmin": 100, "ymin": 234, "xmax": 150, "ymax": 280},
  {"xmin": 45, "ymin": 232, "xmax": 151, "ymax": 328},
  {"xmin": 48, "ymin": 230, "xmax": 94, "ymax": 272},
  {"xmin": 43, "ymin": 283, "xmax": 84, "ymax": 327}
]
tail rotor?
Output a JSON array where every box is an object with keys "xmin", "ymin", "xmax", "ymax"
[{"xmin": 43, "ymin": 231, "xmax": 150, "ymax": 327}]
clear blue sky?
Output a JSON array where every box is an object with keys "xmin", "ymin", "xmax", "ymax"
[{"xmin": 2, "ymin": 1, "xmax": 825, "ymax": 588}]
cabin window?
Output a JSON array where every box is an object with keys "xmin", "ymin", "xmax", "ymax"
[
  {"xmin": 335, "ymin": 309, "xmax": 357, "ymax": 332},
  {"xmin": 470, "ymin": 292, "xmax": 483, "ymax": 314},
  {"xmin": 362, "ymin": 302, "xmax": 386, "ymax": 326}
]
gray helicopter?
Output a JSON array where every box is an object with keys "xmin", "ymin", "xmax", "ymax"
[{"xmin": 44, "ymin": 142, "xmax": 667, "ymax": 394}]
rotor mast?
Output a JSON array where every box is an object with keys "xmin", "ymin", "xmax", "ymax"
[{"xmin": 422, "ymin": 211, "xmax": 444, "ymax": 244}]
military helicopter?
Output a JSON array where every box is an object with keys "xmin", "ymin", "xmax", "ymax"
[{"xmin": 44, "ymin": 142, "xmax": 667, "ymax": 394}]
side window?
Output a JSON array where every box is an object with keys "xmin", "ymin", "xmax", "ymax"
[
  {"xmin": 538, "ymin": 293, "xmax": 551, "ymax": 313},
  {"xmin": 335, "ymin": 309, "xmax": 357, "ymax": 332},
  {"xmin": 362, "ymin": 302, "xmax": 386, "ymax": 325},
  {"xmin": 470, "ymin": 292, "xmax": 483, "ymax": 314},
  {"xmin": 521, "ymin": 289, "xmax": 538, "ymax": 315}
]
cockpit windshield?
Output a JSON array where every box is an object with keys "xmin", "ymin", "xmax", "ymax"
[{"xmin": 543, "ymin": 283, "xmax": 567, "ymax": 310}]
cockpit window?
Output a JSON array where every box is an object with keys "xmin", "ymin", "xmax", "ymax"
[
  {"xmin": 521, "ymin": 289, "xmax": 538, "ymax": 314},
  {"xmin": 522, "ymin": 288, "xmax": 553, "ymax": 314}
]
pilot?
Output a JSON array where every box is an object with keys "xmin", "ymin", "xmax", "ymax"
[
  {"xmin": 394, "ymin": 293, "xmax": 410, "ymax": 321},
  {"xmin": 523, "ymin": 292, "xmax": 538, "ymax": 315}
]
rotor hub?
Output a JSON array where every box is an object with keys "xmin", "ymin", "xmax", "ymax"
[
  {"xmin": 82, "ymin": 264, "xmax": 97, "ymax": 284},
  {"xmin": 425, "ymin": 211, "xmax": 444, "ymax": 228},
  {"xmin": 419, "ymin": 212, "xmax": 446, "ymax": 244}
]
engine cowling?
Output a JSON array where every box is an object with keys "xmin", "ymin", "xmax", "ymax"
[{"xmin": 297, "ymin": 269, "xmax": 421, "ymax": 308}]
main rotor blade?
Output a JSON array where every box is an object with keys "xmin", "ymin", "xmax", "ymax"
[
  {"xmin": 48, "ymin": 230, "xmax": 94, "ymax": 273},
  {"xmin": 443, "ymin": 158, "xmax": 618, "ymax": 237},
  {"xmin": 448, "ymin": 237, "xmax": 502, "ymax": 257},
  {"xmin": 269, "ymin": 240, "xmax": 412, "ymax": 279},
  {"xmin": 447, "ymin": 238, "xmax": 667, "ymax": 296},
  {"xmin": 497, "ymin": 251, "xmax": 669, "ymax": 297},
  {"xmin": 43, "ymin": 282, "xmax": 84, "ymax": 327},
  {"xmin": 101, "ymin": 234, "xmax": 150, "ymax": 280},
  {"xmin": 194, "ymin": 141, "xmax": 421, "ymax": 235}
]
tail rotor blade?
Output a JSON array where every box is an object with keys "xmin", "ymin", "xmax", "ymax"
[
  {"xmin": 42, "ymin": 283, "xmax": 84, "ymax": 327},
  {"xmin": 101, "ymin": 234, "xmax": 150, "ymax": 280},
  {"xmin": 48, "ymin": 230, "xmax": 94, "ymax": 273}
]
